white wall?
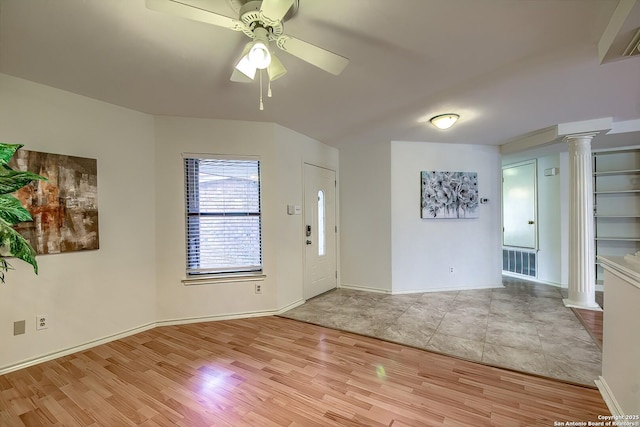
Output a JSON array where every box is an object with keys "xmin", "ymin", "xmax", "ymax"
[
  {"xmin": 0, "ymin": 74, "xmax": 157, "ymax": 371},
  {"xmin": 274, "ymin": 125, "xmax": 339, "ymax": 309},
  {"xmin": 600, "ymin": 257, "xmax": 640, "ymax": 415},
  {"xmin": 0, "ymin": 73, "xmax": 337, "ymax": 372},
  {"xmin": 391, "ymin": 141, "xmax": 503, "ymax": 292},
  {"xmin": 339, "ymin": 140, "xmax": 392, "ymax": 292},
  {"xmin": 559, "ymin": 151, "xmax": 569, "ymax": 286},
  {"xmin": 153, "ymin": 116, "xmax": 338, "ymax": 323},
  {"xmin": 536, "ymin": 154, "xmax": 563, "ymax": 285}
]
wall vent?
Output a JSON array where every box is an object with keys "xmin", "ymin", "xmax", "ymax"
[{"xmin": 502, "ymin": 248, "xmax": 536, "ymax": 277}]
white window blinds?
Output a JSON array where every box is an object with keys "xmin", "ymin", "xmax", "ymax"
[{"xmin": 184, "ymin": 157, "xmax": 262, "ymax": 275}]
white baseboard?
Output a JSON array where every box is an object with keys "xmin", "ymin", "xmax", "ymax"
[
  {"xmin": 1, "ymin": 300, "xmax": 306, "ymax": 376},
  {"xmin": 277, "ymin": 299, "xmax": 306, "ymax": 313},
  {"xmin": 339, "ymin": 283, "xmax": 392, "ymax": 294},
  {"xmin": 156, "ymin": 300, "xmax": 305, "ymax": 327},
  {"xmin": 0, "ymin": 322, "xmax": 156, "ymax": 376},
  {"xmin": 502, "ymin": 271, "xmax": 557, "ymax": 286},
  {"xmin": 502, "ymin": 272, "xmax": 605, "ymax": 292},
  {"xmin": 157, "ymin": 310, "xmax": 275, "ymax": 327},
  {"xmin": 392, "ymin": 283, "xmax": 504, "ymax": 294},
  {"xmin": 595, "ymin": 376, "xmax": 624, "ymax": 417},
  {"xmin": 340, "ymin": 282, "xmax": 503, "ymax": 295},
  {"xmin": 502, "ymin": 271, "xmax": 539, "ymax": 281}
]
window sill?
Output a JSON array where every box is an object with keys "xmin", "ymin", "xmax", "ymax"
[{"xmin": 182, "ymin": 273, "xmax": 266, "ymax": 286}]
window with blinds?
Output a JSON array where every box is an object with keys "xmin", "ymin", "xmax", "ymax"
[{"xmin": 184, "ymin": 156, "xmax": 262, "ymax": 276}]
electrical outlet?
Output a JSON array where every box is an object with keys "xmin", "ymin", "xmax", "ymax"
[
  {"xmin": 449, "ymin": 267, "xmax": 454, "ymax": 274},
  {"xmin": 36, "ymin": 315, "xmax": 48, "ymax": 330},
  {"xmin": 255, "ymin": 283, "xmax": 262, "ymax": 294}
]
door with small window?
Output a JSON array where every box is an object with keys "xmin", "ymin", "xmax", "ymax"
[{"xmin": 304, "ymin": 164, "xmax": 337, "ymax": 299}]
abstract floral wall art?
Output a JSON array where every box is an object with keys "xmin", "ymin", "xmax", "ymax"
[
  {"xmin": 421, "ymin": 171, "xmax": 479, "ymax": 219},
  {"xmin": 9, "ymin": 150, "xmax": 99, "ymax": 254}
]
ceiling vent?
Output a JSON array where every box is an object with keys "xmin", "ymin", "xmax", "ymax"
[{"xmin": 622, "ymin": 28, "xmax": 640, "ymax": 57}]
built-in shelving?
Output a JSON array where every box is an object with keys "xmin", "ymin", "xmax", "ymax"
[
  {"xmin": 593, "ymin": 147, "xmax": 640, "ymax": 285},
  {"xmin": 593, "ymin": 169, "xmax": 640, "ymax": 176},
  {"xmin": 594, "ymin": 214, "xmax": 640, "ymax": 218},
  {"xmin": 595, "ymin": 237, "xmax": 640, "ymax": 241},
  {"xmin": 594, "ymin": 189, "xmax": 640, "ymax": 194}
]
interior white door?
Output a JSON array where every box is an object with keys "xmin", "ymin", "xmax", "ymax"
[
  {"xmin": 502, "ymin": 160, "xmax": 537, "ymax": 249},
  {"xmin": 304, "ymin": 164, "xmax": 337, "ymax": 300}
]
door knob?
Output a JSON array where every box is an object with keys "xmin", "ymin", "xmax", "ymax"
[
  {"xmin": 306, "ymin": 240, "xmax": 312, "ymax": 245},
  {"xmin": 528, "ymin": 220, "xmax": 535, "ymax": 224}
]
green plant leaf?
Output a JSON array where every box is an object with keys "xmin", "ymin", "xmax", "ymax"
[
  {"xmin": 0, "ymin": 165, "xmax": 15, "ymax": 177},
  {"xmin": 0, "ymin": 144, "xmax": 23, "ymax": 166},
  {"xmin": 0, "ymin": 195, "xmax": 33, "ymax": 225},
  {"xmin": 0, "ymin": 218, "xmax": 38, "ymax": 274},
  {"xmin": 0, "ymin": 143, "xmax": 44, "ymax": 281},
  {"xmin": 0, "ymin": 169, "xmax": 46, "ymax": 195}
]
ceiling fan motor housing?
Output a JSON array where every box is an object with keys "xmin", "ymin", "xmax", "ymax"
[{"xmin": 236, "ymin": 0, "xmax": 297, "ymax": 39}]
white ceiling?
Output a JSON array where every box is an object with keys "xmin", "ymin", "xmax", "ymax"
[{"xmin": 1, "ymin": 0, "xmax": 639, "ymax": 149}]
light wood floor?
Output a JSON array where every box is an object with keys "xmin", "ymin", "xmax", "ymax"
[
  {"xmin": 572, "ymin": 308, "xmax": 603, "ymax": 349},
  {"xmin": 1, "ymin": 316, "xmax": 609, "ymax": 426},
  {"xmin": 571, "ymin": 291, "xmax": 604, "ymax": 349}
]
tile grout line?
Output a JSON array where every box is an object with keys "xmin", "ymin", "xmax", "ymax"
[
  {"xmin": 425, "ymin": 290, "xmax": 458, "ymax": 346},
  {"xmin": 481, "ymin": 289, "xmax": 495, "ymax": 363}
]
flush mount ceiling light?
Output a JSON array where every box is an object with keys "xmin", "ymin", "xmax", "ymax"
[{"xmin": 430, "ymin": 114, "xmax": 460, "ymax": 130}]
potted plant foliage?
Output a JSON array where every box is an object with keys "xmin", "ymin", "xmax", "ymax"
[{"xmin": 0, "ymin": 143, "xmax": 46, "ymax": 282}]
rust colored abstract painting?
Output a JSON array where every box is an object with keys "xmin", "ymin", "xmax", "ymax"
[{"xmin": 9, "ymin": 150, "xmax": 99, "ymax": 254}]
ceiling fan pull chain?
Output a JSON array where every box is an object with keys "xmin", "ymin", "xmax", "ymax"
[
  {"xmin": 268, "ymin": 79, "xmax": 272, "ymax": 98},
  {"xmin": 259, "ymin": 70, "xmax": 264, "ymax": 111}
]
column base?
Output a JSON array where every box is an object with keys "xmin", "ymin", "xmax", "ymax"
[{"xmin": 563, "ymin": 298, "xmax": 602, "ymax": 311}]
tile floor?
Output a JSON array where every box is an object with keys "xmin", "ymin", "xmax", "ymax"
[{"xmin": 279, "ymin": 277, "xmax": 602, "ymax": 386}]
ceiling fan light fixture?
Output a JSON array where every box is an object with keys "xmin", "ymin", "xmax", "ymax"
[
  {"xmin": 267, "ymin": 54, "xmax": 287, "ymax": 81},
  {"xmin": 430, "ymin": 113, "xmax": 460, "ymax": 130},
  {"xmin": 235, "ymin": 56, "xmax": 257, "ymax": 79},
  {"xmin": 234, "ymin": 42, "xmax": 257, "ymax": 79},
  {"xmin": 249, "ymin": 41, "xmax": 271, "ymax": 69},
  {"xmin": 248, "ymin": 27, "xmax": 272, "ymax": 69}
]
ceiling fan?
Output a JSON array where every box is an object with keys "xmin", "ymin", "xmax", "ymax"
[{"xmin": 145, "ymin": 0, "xmax": 350, "ymax": 85}]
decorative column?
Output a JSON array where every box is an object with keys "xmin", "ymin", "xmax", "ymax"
[{"xmin": 564, "ymin": 133, "xmax": 601, "ymax": 310}]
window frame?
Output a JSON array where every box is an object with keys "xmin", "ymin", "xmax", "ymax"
[{"xmin": 182, "ymin": 153, "xmax": 263, "ymax": 281}]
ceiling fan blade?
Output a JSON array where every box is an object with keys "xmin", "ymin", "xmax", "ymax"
[
  {"xmin": 276, "ymin": 35, "xmax": 349, "ymax": 75},
  {"xmin": 145, "ymin": 0, "xmax": 244, "ymax": 31},
  {"xmin": 260, "ymin": 0, "xmax": 296, "ymax": 23}
]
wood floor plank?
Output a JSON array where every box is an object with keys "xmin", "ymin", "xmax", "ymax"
[
  {"xmin": 572, "ymin": 307, "xmax": 604, "ymax": 348},
  {"xmin": 1, "ymin": 316, "xmax": 609, "ymax": 426}
]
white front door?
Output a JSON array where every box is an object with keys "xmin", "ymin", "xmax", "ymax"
[{"xmin": 304, "ymin": 164, "xmax": 337, "ymax": 300}]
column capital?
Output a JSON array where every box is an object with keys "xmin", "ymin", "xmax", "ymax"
[{"xmin": 564, "ymin": 132, "xmax": 599, "ymax": 142}]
